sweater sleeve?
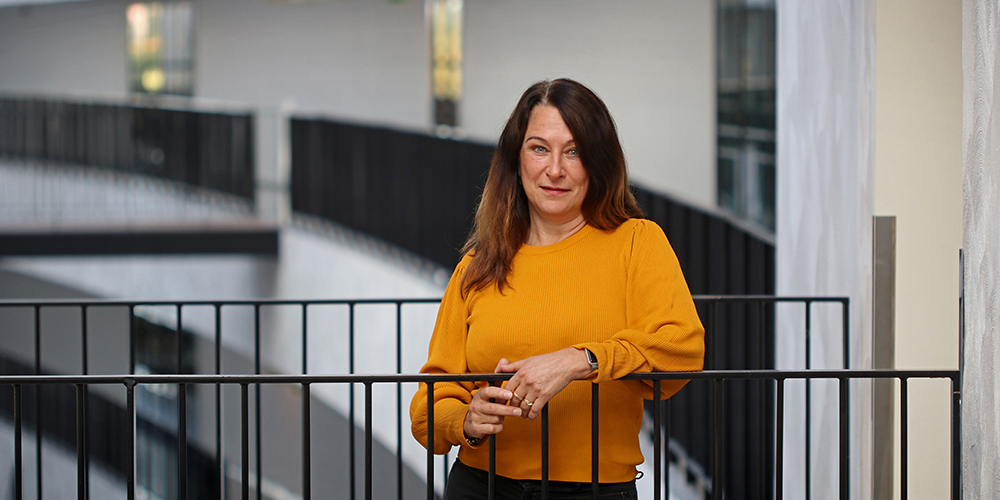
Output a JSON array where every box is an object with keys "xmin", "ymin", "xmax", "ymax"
[
  {"xmin": 574, "ymin": 219, "xmax": 705, "ymax": 400},
  {"xmin": 409, "ymin": 257, "xmax": 479, "ymax": 454}
]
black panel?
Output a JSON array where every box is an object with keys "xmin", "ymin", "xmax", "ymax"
[
  {"xmin": 0, "ymin": 97, "xmax": 255, "ymax": 200},
  {"xmin": 0, "ymin": 229, "xmax": 278, "ymax": 256}
]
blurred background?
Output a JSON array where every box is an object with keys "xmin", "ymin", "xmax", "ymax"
[{"xmin": 0, "ymin": 0, "xmax": 973, "ymax": 499}]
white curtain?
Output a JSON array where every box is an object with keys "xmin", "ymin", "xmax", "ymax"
[{"xmin": 962, "ymin": 0, "xmax": 1000, "ymax": 497}]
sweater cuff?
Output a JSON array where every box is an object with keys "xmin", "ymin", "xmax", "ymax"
[
  {"xmin": 436, "ymin": 398, "xmax": 471, "ymax": 450},
  {"xmin": 573, "ymin": 342, "xmax": 609, "ymax": 383}
]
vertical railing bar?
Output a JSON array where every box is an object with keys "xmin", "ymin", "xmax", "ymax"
[
  {"xmin": 839, "ymin": 377, "xmax": 849, "ymax": 500},
  {"xmin": 81, "ymin": 305, "xmax": 90, "ymax": 500},
  {"xmin": 712, "ymin": 378, "xmax": 722, "ymax": 500},
  {"xmin": 129, "ymin": 305, "xmax": 137, "ymax": 375},
  {"xmin": 841, "ymin": 299, "xmax": 851, "ymax": 500},
  {"xmin": 396, "ymin": 302, "xmax": 404, "ymax": 500},
  {"xmin": 126, "ymin": 380, "xmax": 136, "ymax": 500},
  {"xmin": 33, "ymin": 305, "xmax": 42, "ymax": 500},
  {"xmin": 365, "ymin": 382, "xmax": 373, "ymax": 500},
  {"xmin": 708, "ymin": 301, "xmax": 718, "ymax": 370},
  {"xmin": 426, "ymin": 381, "xmax": 435, "ymax": 500},
  {"xmin": 842, "ymin": 298, "xmax": 850, "ymax": 369},
  {"xmin": 758, "ymin": 301, "xmax": 767, "ymax": 500},
  {"xmin": 804, "ymin": 300, "xmax": 812, "ymax": 500},
  {"xmin": 214, "ymin": 304, "xmax": 223, "ymax": 500},
  {"xmin": 952, "ymin": 375, "xmax": 961, "ymax": 500},
  {"xmin": 900, "ymin": 377, "xmax": 908, "ymax": 500},
  {"xmin": 664, "ymin": 398, "xmax": 671, "ymax": 495},
  {"xmin": 178, "ymin": 383, "xmax": 188, "ymax": 500},
  {"xmin": 541, "ymin": 404, "xmax": 549, "ymax": 500},
  {"xmin": 957, "ymin": 250, "xmax": 964, "ymax": 500},
  {"xmin": 653, "ymin": 380, "xmax": 661, "ymax": 500},
  {"xmin": 488, "ymin": 381, "xmax": 497, "ymax": 500},
  {"xmin": 302, "ymin": 304, "xmax": 311, "ymax": 500},
  {"xmin": 254, "ymin": 304, "xmax": 262, "ymax": 500},
  {"xmin": 76, "ymin": 384, "xmax": 85, "ymax": 500},
  {"xmin": 776, "ymin": 378, "xmax": 784, "ymax": 500},
  {"xmin": 302, "ymin": 304, "xmax": 308, "ymax": 374},
  {"xmin": 349, "ymin": 303, "xmax": 356, "ymax": 500},
  {"xmin": 303, "ymin": 383, "xmax": 311, "ymax": 500},
  {"xmin": 176, "ymin": 304, "xmax": 183, "ymax": 375},
  {"xmin": 15, "ymin": 384, "xmax": 23, "ymax": 500},
  {"xmin": 591, "ymin": 382, "xmax": 599, "ymax": 500},
  {"xmin": 241, "ymin": 383, "xmax": 249, "ymax": 500}
]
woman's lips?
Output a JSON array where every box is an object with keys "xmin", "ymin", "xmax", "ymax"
[{"xmin": 541, "ymin": 186, "xmax": 569, "ymax": 195}]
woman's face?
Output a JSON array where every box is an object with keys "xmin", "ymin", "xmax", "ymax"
[{"xmin": 519, "ymin": 104, "xmax": 590, "ymax": 228}]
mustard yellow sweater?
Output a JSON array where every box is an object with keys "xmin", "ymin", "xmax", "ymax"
[{"xmin": 410, "ymin": 219, "xmax": 705, "ymax": 483}]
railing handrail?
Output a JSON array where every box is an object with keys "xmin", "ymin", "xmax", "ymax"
[
  {"xmin": 0, "ymin": 368, "xmax": 958, "ymax": 385},
  {"xmin": 0, "ymin": 295, "xmax": 847, "ymax": 308}
]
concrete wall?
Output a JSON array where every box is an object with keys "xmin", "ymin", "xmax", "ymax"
[
  {"xmin": 776, "ymin": 0, "xmax": 875, "ymax": 498},
  {"xmin": 0, "ymin": 0, "xmax": 718, "ymax": 209},
  {"xmin": 874, "ymin": 0, "xmax": 963, "ymax": 498},
  {"xmin": 0, "ymin": 0, "xmax": 127, "ymax": 96},
  {"xmin": 962, "ymin": 0, "xmax": 1000, "ymax": 497},
  {"xmin": 462, "ymin": 0, "xmax": 716, "ymax": 208}
]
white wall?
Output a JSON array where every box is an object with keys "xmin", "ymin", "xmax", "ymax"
[
  {"xmin": 194, "ymin": 0, "xmax": 432, "ymax": 133},
  {"xmin": 462, "ymin": 0, "xmax": 717, "ymax": 208},
  {"xmin": 0, "ymin": 0, "xmax": 718, "ymax": 209},
  {"xmin": 874, "ymin": 0, "xmax": 963, "ymax": 498},
  {"xmin": 0, "ymin": 0, "xmax": 127, "ymax": 95}
]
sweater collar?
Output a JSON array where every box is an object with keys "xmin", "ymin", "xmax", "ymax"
[{"xmin": 517, "ymin": 224, "xmax": 596, "ymax": 255}]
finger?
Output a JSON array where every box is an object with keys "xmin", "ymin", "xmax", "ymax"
[
  {"xmin": 494, "ymin": 358, "xmax": 510, "ymax": 373},
  {"xmin": 475, "ymin": 400, "xmax": 522, "ymax": 418},
  {"xmin": 472, "ymin": 422, "xmax": 504, "ymax": 436},
  {"xmin": 474, "ymin": 386, "xmax": 513, "ymax": 403},
  {"xmin": 498, "ymin": 359, "xmax": 527, "ymax": 373},
  {"xmin": 524, "ymin": 395, "xmax": 552, "ymax": 420}
]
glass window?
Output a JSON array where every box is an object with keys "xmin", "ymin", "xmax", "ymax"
[
  {"xmin": 430, "ymin": 0, "xmax": 463, "ymax": 129},
  {"xmin": 717, "ymin": 0, "xmax": 775, "ymax": 232},
  {"xmin": 127, "ymin": 2, "xmax": 194, "ymax": 96}
]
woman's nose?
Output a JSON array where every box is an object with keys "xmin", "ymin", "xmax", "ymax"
[{"xmin": 545, "ymin": 156, "xmax": 564, "ymax": 177}]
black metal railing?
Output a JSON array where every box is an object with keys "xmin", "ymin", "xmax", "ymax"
[
  {"xmin": 0, "ymin": 296, "xmax": 847, "ymax": 500},
  {"xmin": 0, "ymin": 369, "xmax": 960, "ymax": 500},
  {"xmin": 0, "ymin": 96, "xmax": 255, "ymax": 199},
  {"xmin": 288, "ymin": 118, "xmax": 775, "ymax": 295}
]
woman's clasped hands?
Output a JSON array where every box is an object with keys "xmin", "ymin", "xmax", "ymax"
[{"xmin": 463, "ymin": 347, "xmax": 593, "ymax": 442}]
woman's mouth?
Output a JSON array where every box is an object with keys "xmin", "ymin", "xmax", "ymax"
[{"xmin": 541, "ymin": 186, "xmax": 569, "ymax": 195}]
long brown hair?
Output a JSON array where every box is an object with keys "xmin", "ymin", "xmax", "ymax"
[{"xmin": 461, "ymin": 79, "xmax": 643, "ymax": 293}]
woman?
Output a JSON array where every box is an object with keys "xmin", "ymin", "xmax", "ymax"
[{"xmin": 410, "ymin": 78, "xmax": 705, "ymax": 499}]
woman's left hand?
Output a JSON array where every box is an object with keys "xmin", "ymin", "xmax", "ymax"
[{"xmin": 495, "ymin": 347, "xmax": 593, "ymax": 420}]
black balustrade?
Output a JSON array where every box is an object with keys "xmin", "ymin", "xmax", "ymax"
[
  {"xmin": 0, "ymin": 96, "xmax": 255, "ymax": 200},
  {"xmin": 0, "ymin": 370, "xmax": 960, "ymax": 500},
  {"xmin": 1, "ymin": 296, "xmax": 929, "ymax": 500}
]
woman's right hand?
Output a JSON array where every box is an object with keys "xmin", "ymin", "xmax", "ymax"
[{"xmin": 463, "ymin": 386, "xmax": 522, "ymax": 440}]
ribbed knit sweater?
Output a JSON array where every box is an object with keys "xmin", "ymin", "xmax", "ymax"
[{"xmin": 410, "ymin": 219, "xmax": 705, "ymax": 483}]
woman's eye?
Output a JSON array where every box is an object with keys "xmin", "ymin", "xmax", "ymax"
[
  {"xmin": 567, "ymin": 148, "xmax": 579, "ymax": 157},
  {"xmin": 532, "ymin": 145, "xmax": 546, "ymax": 153}
]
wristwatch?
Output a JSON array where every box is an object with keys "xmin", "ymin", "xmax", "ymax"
[
  {"xmin": 584, "ymin": 348, "xmax": 599, "ymax": 372},
  {"xmin": 465, "ymin": 434, "xmax": 483, "ymax": 446}
]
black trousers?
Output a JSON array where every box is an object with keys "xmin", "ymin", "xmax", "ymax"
[{"xmin": 443, "ymin": 458, "xmax": 638, "ymax": 500}]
